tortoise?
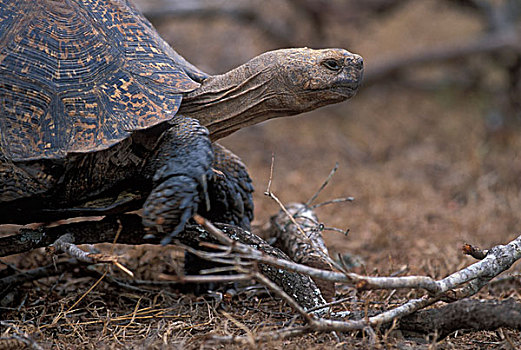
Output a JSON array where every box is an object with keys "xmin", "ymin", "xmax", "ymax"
[{"xmin": 0, "ymin": 0, "xmax": 363, "ymax": 244}]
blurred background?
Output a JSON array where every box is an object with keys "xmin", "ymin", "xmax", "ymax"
[{"xmin": 135, "ymin": 0, "xmax": 521, "ymax": 275}]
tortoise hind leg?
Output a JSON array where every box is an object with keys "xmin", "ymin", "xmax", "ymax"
[
  {"xmin": 0, "ymin": 155, "xmax": 59, "ymax": 224},
  {"xmin": 142, "ymin": 116, "xmax": 213, "ymax": 244},
  {"xmin": 198, "ymin": 143, "xmax": 254, "ymax": 230},
  {"xmin": 0, "ymin": 155, "xmax": 56, "ymax": 203}
]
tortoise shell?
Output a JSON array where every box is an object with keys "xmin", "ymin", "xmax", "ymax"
[{"xmin": 0, "ymin": 0, "xmax": 201, "ymax": 161}]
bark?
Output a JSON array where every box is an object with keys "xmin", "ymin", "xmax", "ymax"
[{"xmin": 267, "ymin": 203, "xmax": 335, "ymax": 301}]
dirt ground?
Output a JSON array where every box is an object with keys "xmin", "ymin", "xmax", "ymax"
[{"xmin": 2, "ymin": 0, "xmax": 521, "ymax": 349}]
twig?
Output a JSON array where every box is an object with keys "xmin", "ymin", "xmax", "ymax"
[
  {"xmin": 253, "ymin": 233, "xmax": 521, "ymax": 297},
  {"xmin": 0, "ymin": 260, "xmax": 78, "ymax": 290},
  {"xmin": 47, "ymin": 270, "xmax": 108, "ymax": 327},
  {"xmin": 306, "ymin": 162, "xmax": 339, "ymax": 207},
  {"xmin": 263, "ymin": 155, "xmax": 310, "ymax": 241},
  {"xmin": 193, "ymin": 215, "xmax": 234, "ymax": 246},
  {"xmin": 158, "ymin": 273, "xmax": 253, "ymax": 284},
  {"xmin": 265, "ymin": 152, "xmax": 275, "ymax": 194},
  {"xmin": 49, "ymin": 233, "xmax": 134, "ymax": 278},
  {"xmin": 323, "ymin": 226, "xmax": 350, "ymax": 236},
  {"xmin": 310, "ymin": 197, "xmax": 354, "ymax": 210},
  {"xmin": 49, "ymin": 234, "xmax": 96, "ymax": 263}
]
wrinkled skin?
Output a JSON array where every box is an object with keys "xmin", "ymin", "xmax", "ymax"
[{"xmin": 0, "ymin": 0, "xmax": 363, "ymax": 244}]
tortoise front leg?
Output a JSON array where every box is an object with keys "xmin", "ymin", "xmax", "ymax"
[
  {"xmin": 198, "ymin": 143, "xmax": 254, "ymax": 230},
  {"xmin": 142, "ymin": 116, "xmax": 213, "ymax": 244}
]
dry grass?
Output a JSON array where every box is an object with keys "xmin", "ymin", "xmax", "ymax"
[{"xmin": 2, "ymin": 0, "xmax": 521, "ymax": 348}]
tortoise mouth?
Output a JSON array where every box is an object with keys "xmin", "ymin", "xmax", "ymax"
[
  {"xmin": 334, "ymin": 69, "xmax": 363, "ymax": 91},
  {"xmin": 330, "ymin": 85, "xmax": 360, "ymax": 97},
  {"xmin": 314, "ymin": 83, "xmax": 360, "ymax": 99}
]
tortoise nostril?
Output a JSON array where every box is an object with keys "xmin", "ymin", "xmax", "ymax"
[
  {"xmin": 344, "ymin": 54, "xmax": 363, "ymax": 71},
  {"xmin": 357, "ymin": 57, "xmax": 364, "ymax": 70},
  {"xmin": 351, "ymin": 55, "xmax": 364, "ymax": 71}
]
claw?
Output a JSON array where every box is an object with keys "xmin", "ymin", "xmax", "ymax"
[
  {"xmin": 201, "ymin": 173, "xmax": 211, "ymax": 212},
  {"xmin": 160, "ymin": 195, "xmax": 196, "ymax": 245},
  {"xmin": 211, "ymin": 168, "xmax": 225, "ymax": 178}
]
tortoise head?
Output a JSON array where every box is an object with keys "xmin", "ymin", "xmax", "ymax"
[{"xmin": 262, "ymin": 48, "xmax": 363, "ymax": 110}]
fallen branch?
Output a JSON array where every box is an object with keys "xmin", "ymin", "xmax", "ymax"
[
  {"xmin": 0, "ymin": 260, "xmax": 75, "ymax": 290},
  {"xmin": 267, "ymin": 203, "xmax": 335, "ymax": 301},
  {"xmin": 399, "ymin": 298, "xmax": 521, "ymax": 338},
  {"xmin": 366, "ymin": 0, "xmax": 521, "ymax": 90},
  {"xmin": 188, "ymin": 211, "xmax": 521, "ymax": 343},
  {"xmin": 194, "ymin": 215, "xmax": 327, "ymax": 310}
]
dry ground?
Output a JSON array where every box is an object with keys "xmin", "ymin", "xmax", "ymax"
[{"xmin": 2, "ymin": 1, "xmax": 521, "ymax": 348}]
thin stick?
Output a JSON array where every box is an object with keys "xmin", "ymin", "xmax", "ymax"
[
  {"xmin": 47, "ymin": 269, "xmax": 108, "ymax": 327},
  {"xmin": 310, "ymin": 197, "xmax": 354, "ymax": 210},
  {"xmin": 306, "ymin": 162, "xmax": 339, "ymax": 207},
  {"xmin": 266, "ymin": 152, "xmax": 275, "ymax": 193},
  {"xmin": 158, "ymin": 273, "xmax": 252, "ymax": 284}
]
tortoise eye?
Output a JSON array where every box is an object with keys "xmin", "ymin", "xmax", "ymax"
[{"xmin": 322, "ymin": 59, "xmax": 342, "ymax": 71}]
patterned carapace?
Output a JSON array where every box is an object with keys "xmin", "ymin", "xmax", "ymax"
[{"xmin": 0, "ymin": 0, "xmax": 199, "ymax": 161}]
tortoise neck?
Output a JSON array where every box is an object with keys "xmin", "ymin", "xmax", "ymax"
[{"xmin": 179, "ymin": 61, "xmax": 295, "ymax": 140}]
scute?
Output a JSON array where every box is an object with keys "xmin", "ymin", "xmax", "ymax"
[
  {"xmin": 0, "ymin": 0, "xmax": 200, "ymax": 161},
  {"xmin": 98, "ymin": 70, "xmax": 181, "ymax": 131}
]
